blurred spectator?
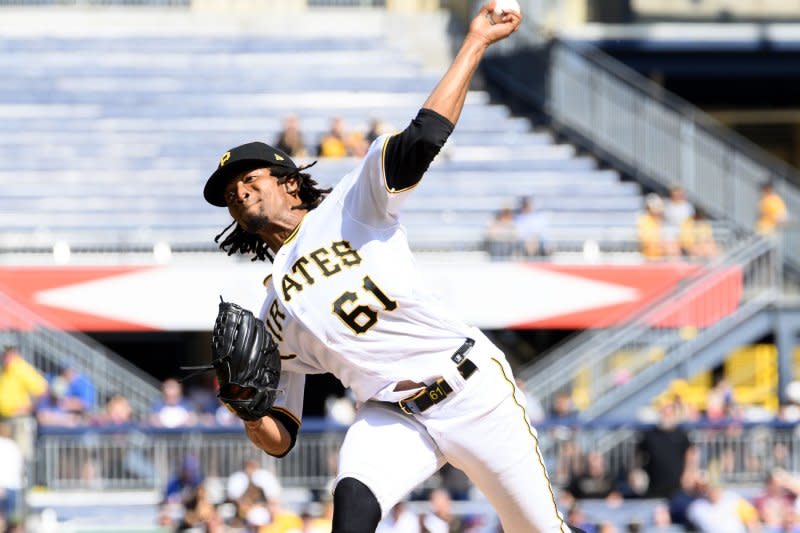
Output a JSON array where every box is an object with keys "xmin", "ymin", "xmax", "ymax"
[
  {"xmin": 275, "ymin": 114, "xmax": 307, "ymax": 158},
  {"xmin": 377, "ymin": 501, "xmax": 421, "ymax": 533},
  {"xmin": 668, "ymin": 469, "xmax": 703, "ymax": 530},
  {"xmin": 262, "ymin": 495, "xmax": 303, "ymax": 533},
  {"xmin": 686, "ymin": 473, "xmax": 760, "ymax": 533},
  {"xmin": 704, "ymin": 378, "xmax": 735, "ymax": 422},
  {"xmin": 753, "ymin": 469, "xmax": 800, "ymax": 530},
  {"xmin": 95, "ymin": 394, "xmax": 133, "ymax": 426},
  {"xmin": 566, "ymin": 451, "xmax": 616, "ymax": 500},
  {"xmin": 164, "ymin": 454, "xmax": 204, "ymax": 505},
  {"xmin": 150, "ymin": 378, "xmax": 197, "ymax": 428},
  {"xmin": 485, "ymin": 208, "xmax": 521, "ymax": 260},
  {"xmin": 420, "ymin": 488, "xmax": 465, "ymax": 533},
  {"xmin": 780, "ymin": 380, "xmax": 800, "ymax": 423},
  {"xmin": 637, "ymin": 194, "xmax": 680, "ymax": 260},
  {"xmin": 296, "ymin": 510, "xmax": 321, "ymax": 533},
  {"xmin": 366, "ymin": 117, "xmax": 387, "ymax": 144},
  {"xmin": 665, "ymin": 380, "xmax": 701, "ymax": 423},
  {"xmin": 0, "ymin": 345, "xmax": 48, "ymax": 418},
  {"xmin": 318, "ymin": 117, "xmax": 367, "ymax": 158},
  {"xmin": 566, "ymin": 505, "xmax": 597, "ymax": 533},
  {"xmin": 637, "ymin": 400, "xmax": 694, "ymax": 498},
  {"xmin": 178, "ymin": 483, "xmax": 217, "ymax": 532},
  {"xmin": 598, "ymin": 523, "xmax": 618, "ymax": 533},
  {"xmin": 234, "ymin": 483, "xmax": 269, "ymax": 529},
  {"xmin": 187, "ymin": 374, "xmax": 221, "ymax": 426},
  {"xmin": 514, "ymin": 196, "xmax": 551, "ymax": 257},
  {"xmin": 756, "ymin": 181, "xmax": 788, "ymax": 235},
  {"xmin": 318, "ymin": 116, "xmax": 348, "ymax": 158},
  {"xmin": 227, "ymin": 459, "xmax": 282, "ymax": 503},
  {"xmin": 35, "ymin": 378, "xmax": 80, "ymax": 427},
  {"xmin": 769, "ymin": 441, "xmax": 792, "ymax": 473},
  {"xmin": 324, "ymin": 391, "xmax": 356, "ymax": 426},
  {"xmin": 215, "ymin": 401, "xmax": 241, "ymax": 427},
  {"xmin": 309, "ymin": 496, "xmax": 334, "ymax": 533},
  {"xmin": 648, "ymin": 501, "xmax": 683, "ymax": 532},
  {"xmin": 550, "ymin": 391, "xmax": 578, "ymax": 423},
  {"xmin": 664, "ymin": 185, "xmax": 694, "ymax": 230},
  {"xmin": 679, "ymin": 209, "xmax": 718, "ymax": 259},
  {"xmin": 54, "ymin": 365, "xmax": 96, "ymax": 416},
  {"xmin": 0, "ymin": 422, "xmax": 23, "ymax": 523},
  {"xmin": 615, "ymin": 467, "xmax": 649, "ymax": 500}
]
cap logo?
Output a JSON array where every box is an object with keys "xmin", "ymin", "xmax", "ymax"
[
  {"xmin": 219, "ymin": 151, "xmax": 231, "ymax": 167},
  {"xmin": 274, "ymin": 153, "xmax": 285, "ymax": 162}
]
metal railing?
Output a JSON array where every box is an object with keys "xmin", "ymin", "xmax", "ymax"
[
  {"xmin": 539, "ymin": 421, "xmax": 800, "ymax": 487},
  {"xmin": 35, "ymin": 421, "xmax": 800, "ymax": 491},
  {"xmin": 0, "ymin": 290, "xmax": 161, "ymax": 415},
  {"xmin": 520, "ymin": 236, "xmax": 781, "ymax": 417},
  {"xmin": 36, "ymin": 426, "xmax": 343, "ymax": 491},
  {"xmin": 547, "ymin": 40, "xmax": 800, "ymax": 271}
]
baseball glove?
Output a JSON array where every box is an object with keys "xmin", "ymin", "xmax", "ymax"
[{"xmin": 185, "ymin": 297, "xmax": 281, "ymax": 421}]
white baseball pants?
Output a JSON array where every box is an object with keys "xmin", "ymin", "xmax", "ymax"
[{"xmin": 335, "ymin": 349, "xmax": 571, "ymax": 533}]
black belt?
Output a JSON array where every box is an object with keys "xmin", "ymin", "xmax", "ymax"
[{"xmin": 396, "ymin": 338, "xmax": 477, "ymax": 415}]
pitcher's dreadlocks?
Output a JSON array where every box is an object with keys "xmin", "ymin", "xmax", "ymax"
[{"xmin": 214, "ymin": 162, "xmax": 331, "ymax": 262}]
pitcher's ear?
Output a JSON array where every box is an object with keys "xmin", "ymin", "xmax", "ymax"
[{"xmin": 283, "ymin": 176, "xmax": 300, "ymax": 196}]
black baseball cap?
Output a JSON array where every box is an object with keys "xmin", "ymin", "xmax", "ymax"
[{"xmin": 203, "ymin": 141, "xmax": 297, "ymax": 207}]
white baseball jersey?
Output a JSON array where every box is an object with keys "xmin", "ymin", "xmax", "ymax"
[
  {"xmin": 257, "ymin": 133, "xmax": 571, "ymax": 532},
  {"xmin": 260, "ymin": 133, "xmax": 484, "ymax": 415}
]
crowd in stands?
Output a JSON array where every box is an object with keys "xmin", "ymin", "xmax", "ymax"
[
  {"xmin": 484, "ymin": 180, "xmax": 791, "ymax": 261},
  {"xmin": 149, "ymin": 385, "xmax": 800, "ymax": 533},
  {"xmin": 273, "ymin": 115, "xmax": 386, "ymax": 160},
  {"xmin": 5, "ymin": 342, "xmax": 800, "ymax": 532},
  {"xmin": 534, "ymin": 380, "xmax": 800, "ymax": 533},
  {"xmin": 636, "ymin": 186, "xmax": 719, "ymax": 261},
  {"xmin": 157, "ymin": 457, "xmax": 493, "ymax": 533},
  {"xmin": 635, "ymin": 180, "xmax": 791, "ymax": 262},
  {"xmin": 634, "ymin": 185, "xmax": 719, "ymax": 262},
  {"xmin": 157, "ymin": 455, "xmax": 330, "ymax": 532},
  {"xmin": 485, "ymin": 196, "xmax": 551, "ymax": 260}
]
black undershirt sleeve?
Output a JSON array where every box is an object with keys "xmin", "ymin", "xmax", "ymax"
[
  {"xmin": 383, "ymin": 108, "xmax": 455, "ymax": 191},
  {"xmin": 266, "ymin": 407, "xmax": 300, "ymax": 458}
]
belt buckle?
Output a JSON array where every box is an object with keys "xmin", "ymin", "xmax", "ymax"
[
  {"xmin": 398, "ymin": 388, "xmax": 426, "ymax": 415},
  {"xmin": 399, "ymin": 399, "xmax": 419, "ymax": 415},
  {"xmin": 399, "ymin": 401, "xmax": 414, "ymax": 415}
]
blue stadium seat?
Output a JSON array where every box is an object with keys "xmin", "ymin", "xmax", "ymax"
[{"xmin": 0, "ymin": 33, "xmax": 646, "ymax": 254}]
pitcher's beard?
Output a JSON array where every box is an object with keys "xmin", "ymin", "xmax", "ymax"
[{"xmin": 242, "ymin": 214, "xmax": 269, "ymax": 234}]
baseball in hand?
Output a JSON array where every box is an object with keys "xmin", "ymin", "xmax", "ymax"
[{"xmin": 489, "ymin": 0, "xmax": 521, "ymax": 24}]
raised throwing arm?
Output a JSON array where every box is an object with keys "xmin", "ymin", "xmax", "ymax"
[{"xmin": 423, "ymin": 1, "xmax": 521, "ymax": 125}]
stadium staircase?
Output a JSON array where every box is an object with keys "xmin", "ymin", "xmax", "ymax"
[
  {"xmin": 518, "ymin": 235, "xmax": 784, "ymax": 420},
  {"xmin": 481, "ymin": 14, "xmax": 800, "ymax": 270},
  {"xmin": 0, "ymin": 288, "xmax": 161, "ymax": 415},
  {"xmin": 476, "ymin": 8, "xmax": 800, "ymax": 425}
]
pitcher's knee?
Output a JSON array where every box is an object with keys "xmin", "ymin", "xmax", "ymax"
[{"xmin": 331, "ymin": 477, "xmax": 382, "ymax": 533}]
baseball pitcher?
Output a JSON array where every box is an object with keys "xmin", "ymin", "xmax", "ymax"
[{"xmin": 200, "ymin": 3, "xmax": 584, "ymax": 532}]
